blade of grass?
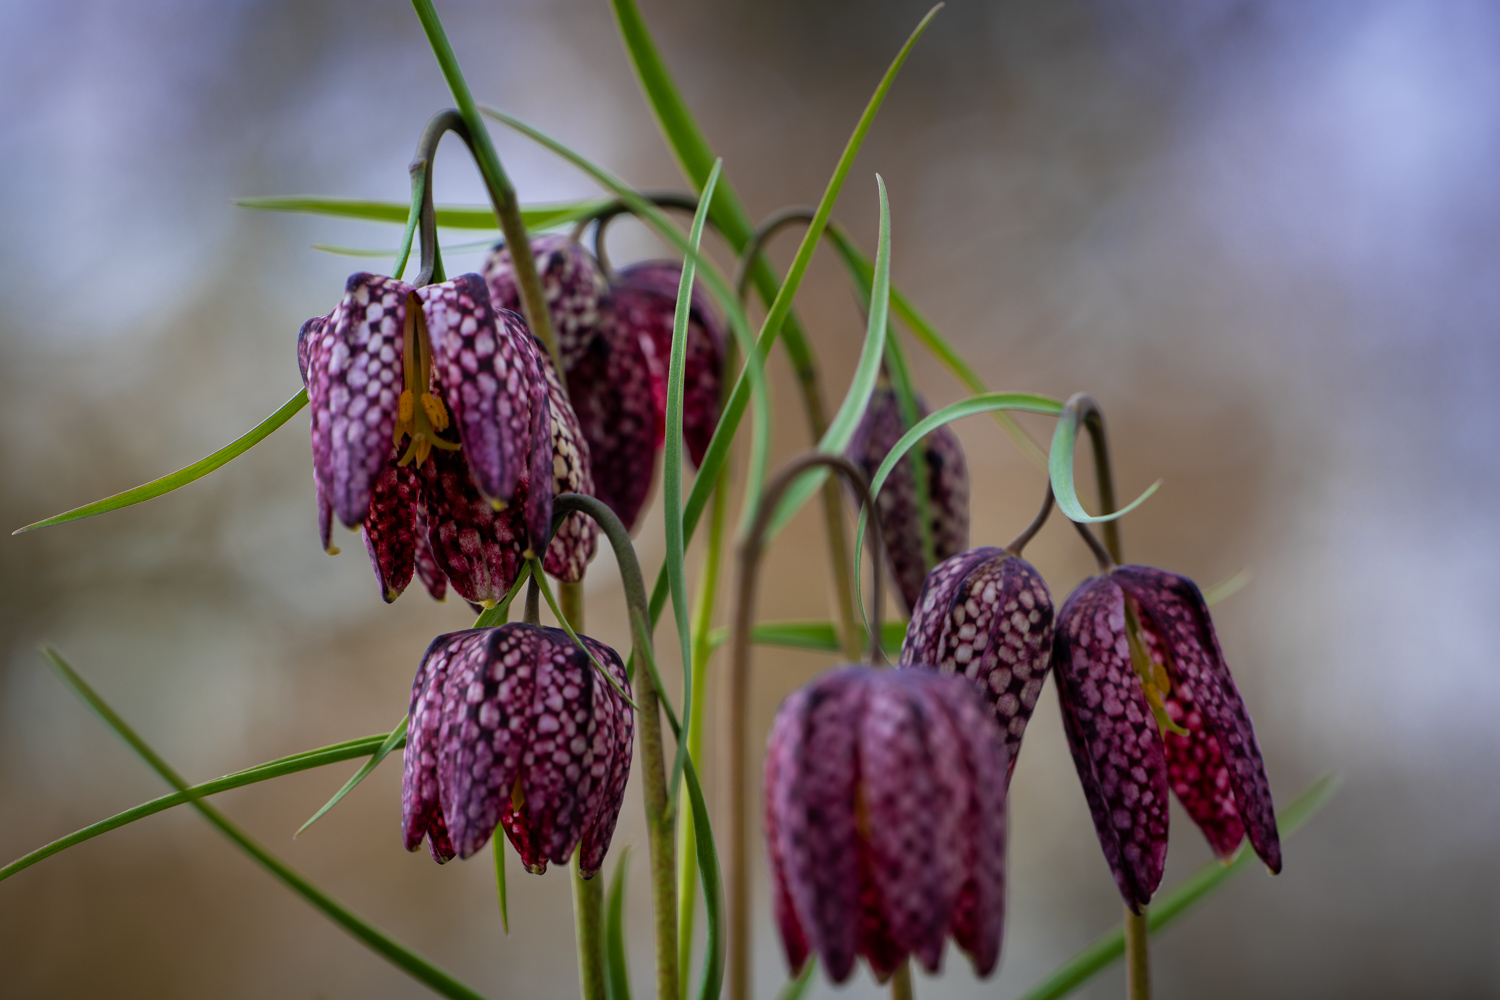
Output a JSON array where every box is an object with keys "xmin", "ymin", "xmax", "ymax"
[
  {"xmin": 774, "ymin": 957, "xmax": 818, "ymax": 1000},
  {"xmin": 822, "ymin": 223, "xmax": 1047, "ymax": 468},
  {"xmin": 42, "ymin": 648, "xmax": 493, "ymax": 1000},
  {"xmin": 494, "ymin": 828, "xmax": 510, "ymax": 934},
  {"xmin": 0, "ymin": 731, "xmax": 399, "ymax": 884},
  {"xmin": 314, "ymin": 236, "xmax": 500, "ymax": 259},
  {"xmin": 605, "ymin": 848, "xmax": 634, "ymax": 1000},
  {"xmin": 1048, "ymin": 403, "xmax": 1160, "ymax": 525},
  {"xmin": 1015, "ymin": 774, "xmax": 1340, "ymax": 1000},
  {"xmin": 705, "ymin": 620, "xmax": 906, "ymax": 658},
  {"xmin": 1203, "ymin": 568, "xmax": 1251, "ymax": 607},
  {"xmin": 14, "ymin": 389, "xmax": 307, "ymax": 534},
  {"xmin": 681, "ymin": 757, "xmax": 724, "ymax": 1000},
  {"xmin": 663, "ymin": 160, "xmax": 721, "ymax": 813},
  {"xmin": 296, "ymin": 714, "xmax": 409, "ymax": 837},
  {"xmin": 235, "ymin": 196, "xmax": 607, "ymax": 230},
  {"xmin": 761, "ymin": 175, "xmax": 890, "ymax": 540}
]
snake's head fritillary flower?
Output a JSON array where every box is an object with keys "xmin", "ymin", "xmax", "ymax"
[
  {"xmin": 482, "ymin": 234, "xmax": 608, "ymax": 370},
  {"xmin": 764, "ymin": 666, "xmax": 1008, "ymax": 984},
  {"xmin": 609, "ymin": 260, "xmax": 726, "ymax": 469},
  {"xmin": 300, "ymin": 272, "xmax": 592, "ymax": 604},
  {"xmin": 849, "ymin": 385, "xmax": 970, "ymax": 615},
  {"xmin": 401, "ymin": 623, "xmax": 633, "ymax": 877},
  {"xmin": 900, "ymin": 547, "xmax": 1054, "ymax": 778},
  {"xmin": 1053, "ymin": 565, "xmax": 1281, "ymax": 911}
]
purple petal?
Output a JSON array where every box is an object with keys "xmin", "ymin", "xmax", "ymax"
[
  {"xmin": 1053, "ymin": 576, "xmax": 1170, "ymax": 911},
  {"xmin": 566, "ymin": 311, "xmax": 658, "ymax": 531},
  {"xmin": 610, "ymin": 261, "xmax": 726, "ymax": 466},
  {"xmin": 511, "ymin": 326, "xmax": 555, "ymax": 557},
  {"xmin": 403, "ymin": 631, "xmax": 483, "ymax": 861},
  {"xmin": 1114, "ymin": 566, "xmax": 1281, "ymax": 872},
  {"xmin": 922, "ymin": 674, "xmax": 1008, "ymax": 979},
  {"xmin": 540, "ymin": 345, "xmax": 599, "ymax": 581},
  {"xmin": 901, "ymin": 547, "xmax": 1000, "ymax": 666},
  {"xmin": 412, "ymin": 502, "xmax": 448, "ymax": 602},
  {"xmin": 764, "ymin": 700, "xmax": 812, "ymax": 974},
  {"xmin": 577, "ymin": 635, "xmax": 633, "ymax": 877},
  {"xmin": 850, "ymin": 387, "xmax": 970, "ymax": 614},
  {"xmin": 416, "ymin": 447, "xmax": 527, "ymax": 606},
  {"xmin": 307, "ymin": 273, "xmax": 409, "ymax": 528},
  {"xmin": 360, "ymin": 460, "xmax": 420, "ymax": 603},
  {"xmin": 857, "ymin": 674, "xmax": 966, "ymax": 977},
  {"xmin": 482, "ymin": 235, "xmax": 608, "ymax": 370},
  {"xmin": 296, "ymin": 315, "xmax": 323, "ymax": 388},
  {"xmin": 315, "ymin": 476, "xmax": 335, "ymax": 554},
  {"xmin": 435, "ymin": 627, "xmax": 538, "ymax": 860},
  {"xmin": 424, "ymin": 277, "xmax": 534, "ymax": 508},
  {"xmin": 768, "ymin": 667, "xmax": 867, "ymax": 983}
]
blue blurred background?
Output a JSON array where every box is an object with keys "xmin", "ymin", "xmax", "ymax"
[{"xmin": 3, "ymin": 0, "xmax": 1498, "ymax": 996}]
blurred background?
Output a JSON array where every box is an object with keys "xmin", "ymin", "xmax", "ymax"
[{"xmin": 3, "ymin": 0, "xmax": 1497, "ymax": 996}]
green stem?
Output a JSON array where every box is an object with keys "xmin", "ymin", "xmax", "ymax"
[
  {"xmin": 553, "ymin": 494, "xmax": 679, "ymax": 1000},
  {"xmin": 574, "ymin": 850, "xmax": 609, "ymax": 1000},
  {"xmin": 676, "ymin": 467, "xmax": 729, "ymax": 994},
  {"xmin": 890, "ymin": 962, "xmax": 915, "ymax": 1000},
  {"xmin": 407, "ymin": 0, "xmax": 562, "ymax": 370},
  {"xmin": 1125, "ymin": 907, "xmax": 1151, "ymax": 1000}
]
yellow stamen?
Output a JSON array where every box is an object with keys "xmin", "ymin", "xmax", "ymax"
[
  {"xmin": 421, "ymin": 392, "xmax": 450, "ymax": 432},
  {"xmin": 1124, "ymin": 598, "xmax": 1189, "ymax": 738}
]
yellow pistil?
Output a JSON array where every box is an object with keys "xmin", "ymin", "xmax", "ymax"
[
  {"xmin": 1124, "ymin": 598, "xmax": 1189, "ymax": 738},
  {"xmin": 393, "ymin": 295, "xmax": 461, "ymax": 467}
]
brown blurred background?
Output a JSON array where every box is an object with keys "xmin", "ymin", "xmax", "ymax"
[{"xmin": 3, "ymin": 0, "xmax": 1498, "ymax": 996}]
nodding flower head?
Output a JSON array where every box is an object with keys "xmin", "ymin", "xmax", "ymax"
[
  {"xmin": 848, "ymin": 385, "xmax": 970, "ymax": 615},
  {"xmin": 485, "ymin": 241, "xmax": 727, "ymax": 533},
  {"xmin": 297, "ymin": 271, "xmax": 596, "ymax": 605},
  {"xmin": 401, "ymin": 623, "xmax": 633, "ymax": 877},
  {"xmin": 1053, "ymin": 564, "xmax": 1281, "ymax": 912},
  {"xmin": 900, "ymin": 547, "xmax": 1055, "ymax": 780},
  {"xmin": 764, "ymin": 666, "xmax": 1008, "ymax": 984}
]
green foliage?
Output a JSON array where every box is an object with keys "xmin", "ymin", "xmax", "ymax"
[{"xmin": 1048, "ymin": 402, "xmax": 1161, "ymax": 525}]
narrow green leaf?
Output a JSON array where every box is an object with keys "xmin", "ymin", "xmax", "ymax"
[
  {"xmin": 1048, "ymin": 404, "xmax": 1161, "ymax": 525},
  {"xmin": 663, "ymin": 160, "xmax": 721, "ymax": 811},
  {"xmin": 472, "ymin": 560, "xmax": 532, "ymax": 628},
  {"xmin": 705, "ymin": 620, "xmax": 906, "ymax": 658},
  {"xmin": 605, "ymin": 849, "xmax": 634, "ymax": 1000},
  {"xmin": 295, "ymin": 714, "xmax": 409, "ymax": 837},
  {"xmin": 1015, "ymin": 774, "xmax": 1340, "ymax": 1000},
  {"xmin": 853, "ymin": 393, "xmax": 1066, "ymax": 624},
  {"xmin": 762, "ymin": 175, "xmax": 891, "ymax": 540},
  {"xmin": 681, "ymin": 758, "xmax": 723, "ymax": 1000},
  {"xmin": 774, "ymin": 957, "xmax": 819, "ymax": 1000},
  {"xmin": 1203, "ymin": 568, "xmax": 1251, "ymax": 607},
  {"xmin": 0, "ymin": 732, "xmax": 399, "ymax": 884},
  {"xmin": 822, "ymin": 223, "xmax": 1048, "ymax": 468},
  {"xmin": 314, "ymin": 236, "xmax": 500, "ymax": 259},
  {"xmin": 494, "ymin": 828, "xmax": 510, "ymax": 934},
  {"xmin": 235, "ymin": 196, "xmax": 607, "ymax": 230},
  {"xmin": 14, "ymin": 389, "xmax": 308, "ymax": 534},
  {"xmin": 42, "ymin": 648, "xmax": 493, "ymax": 1000}
]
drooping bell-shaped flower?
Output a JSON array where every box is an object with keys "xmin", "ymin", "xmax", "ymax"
[
  {"xmin": 900, "ymin": 547, "xmax": 1054, "ymax": 779},
  {"xmin": 298, "ymin": 271, "xmax": 596, "ymax": 605},
  {"xmin": 482, "ymin": 233, "xmax": 608, "ymax": 370},
  {"xmin": 848, "ymin": 385, "xmax": 970, "ymax": 614},
  {"xmin": 764, "ymin": 665, "xmax": 1008, "ymax": 984},
  {"xmin": 1053, "ymin": 565, "xmax": 1281, "ymax": 911},
  {"xmin": 608, "ymin": 260, "xmax": 726, "ymax": 468},
  {"xmin": 401, "ymin": 623, "xmax": 633, "ymax": 877}
]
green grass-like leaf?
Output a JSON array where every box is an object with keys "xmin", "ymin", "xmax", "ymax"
[
  {"xmin": 1015, "ymin": 774, "xmax": 1340, "ymax": 1000},
  {"xmin": 761, "ymin": 175, "xmax": 891, "ymax": 542},
  {"xmin": 1048, "ymin": 402, "xmax": 1161, "ymax": 525},
  {"xmin": 235, "ymin": 195, "xmax": 606, "ymax": 230},
  {"xmin": 295, "ymin": 714, "xmax": 409, "ymax": 838},
  {"xmin": 530, "ymin": 560, "xmax": 639, "ymax": 711},
  {"xmin": 0, "ymin": 731, "xmax": 399, "ymax": 884},
  {"xmin": 313, "ymin": 236, "xmax": 500, "ymax": 259},
  {"xmin": 494, "ymin": 829, "xmax": 510, "ymax": 935},
  {"xmin": 663, "ymin": 161, "xmax": 722, "ymax": 813},
  {"xmin": 774, "ymin": 957, "xmax": 819, "ymax": 1000},
  {"xmin": 682, "ymin": 758, "xmax": 724, "ymax": 1000},
  {"xmin": 706, "ymin": 620, "xmax": 907, "ymax": 659},
  {"xmin": 605, "ymin": 849, "xmax": 634, "ymax": 1000},
  {"xmin": 472, "ymin": 560, "xmax": 532, "ymax": 628},
  {"xmin": 13, "ymin": 389, "xmax": 307, "ymax": 534},
  {"xmin": 42, "ymin": 648, "xmax": 492, "ymax": 1000}
]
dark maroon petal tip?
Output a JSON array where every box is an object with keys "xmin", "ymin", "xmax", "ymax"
[
  {"xmin": 307, "ymin": 273, "xmax": 410, "ymax": 529},
  {"xmin": 412, "ymin": 503, "xmax": 448, "ymax": 602},
  {"xmin": 1053, "ymin": 576, "xmax": 1170, "ymax": 911},
  {"xmin": 1113, "ymin": 565, "xmax": 1281, "ymax": 872},
  {"xmin": 361, "ymin": 461, "xmax": 420, "ymax": 603},
  {"xmin": 417, "ymin": 447, "xmax": 527, "ymax": 606}
]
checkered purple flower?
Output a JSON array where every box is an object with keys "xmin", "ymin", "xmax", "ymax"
[
  {"xmin": 1053, "ymin": 565, "xmax": 1281, "ymax": 912},
  {"xmin": 297, "ymin": 271, "xmax": 596, "ymax": 605},
  {"xmin": 900, "ymin": 547, "xmax": 1054, "ymax": 780},
  {"xmin": 401, "ymin": 623, "xmax": 633, "ymax": 877},
  {"xmin": 764, "ymin": 666, "xmax": 1008, "ymax": 984},
  {"xmin": 849, "ymin": 385, "xmax": 970, "ymax": 614}
]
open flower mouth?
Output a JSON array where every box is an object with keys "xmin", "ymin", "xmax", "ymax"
[{"xmin": 393, "ymin": 297, "xmax": 462, "ymax": 470}]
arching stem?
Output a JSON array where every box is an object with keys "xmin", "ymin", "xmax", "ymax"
[
  {"xmin": 735, "ymin": 207, "xmax": 863, "ymax": 660},
  {"xmin": 725, "ymin": 452, "xmax": 887, "ymax": 1000},
  {"xmin": 579, "ymin": 191, "xmax": 708, "ymax": 282},
  {"xmin": 553, "ymin": 494, "xmax": 678, "ymax": 1000},
  {"xmin": 1004, "ymin": 483, "xmax": 1054, "ymax": 557}
]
